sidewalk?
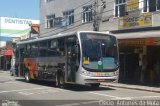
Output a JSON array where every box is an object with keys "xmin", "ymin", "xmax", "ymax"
[
  {"xmin": 0, "ymin": 70, "xmax": 9, "ymax": 74},
  {"xmin": 102, "ymin": 82, "xmax": 160, "ymax": 93}
]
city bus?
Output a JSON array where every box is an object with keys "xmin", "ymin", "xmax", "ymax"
[{"xmin": 15, "ymin": 31, "xmax": 119, "ymax": 88}]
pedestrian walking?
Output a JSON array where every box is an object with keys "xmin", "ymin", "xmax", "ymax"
[{"xmin": 153, "ymin": 60, "xmax": 160, "ymax": 83}]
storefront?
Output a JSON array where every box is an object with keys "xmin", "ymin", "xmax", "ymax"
[
  {"xmin": 113, "ymin": 9, "xmax": 160, "ymax": 85},
  {"xmin": 0, "ymin": 49, "xmax": 13, "ymax": 70},
  {"xmin": 0, "ymin": 17, "xmax": 39, "ymax": 71},
  {"xmin": 117, "ymin": 36, "xmax": 160, "ymax": 85}
]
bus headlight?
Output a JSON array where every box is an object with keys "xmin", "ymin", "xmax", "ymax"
[{"xmin": 81, "ymin": 70, "xmax": 90, "ymax": 76}]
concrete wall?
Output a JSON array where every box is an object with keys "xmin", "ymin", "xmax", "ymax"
[
  {"xmin": 153, "ymin": 13, "xmax": 160, "ymax": 27},
  {"xmin": 40, "ymin": 0, "xmax": 118, "ymax": 36}
]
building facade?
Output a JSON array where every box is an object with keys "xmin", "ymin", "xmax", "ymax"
[
  {"xmin": 0, "ymin": 17, "xmax": 39, "ymax": 70},
  {"xmin": 40, "ymin": 0, "xmax": 160, "ymax": 84}
]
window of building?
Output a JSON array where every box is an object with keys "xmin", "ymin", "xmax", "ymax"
[
  {"xmin": 63, "ymin": 10, "xmax": 74, "ymax": 26},
  {"xmin": 46, "ymin": 0, "xmax": 54, "ymax": 2},
  {"xmin": 143, "ymin": 0, "xmax": 160, "ymax": 12},
  {"xmin": 54, "ymin": 17, "xmax": 63, "ymax": 27},
  {"xmin": 82, "ymin": 5, "xmax": 92, "ymax": 23},
  {"xmin": 45, "ymin": 15, "xmax": 55, "ymax": 28},
  {"xmin": 115, "ymin": 0, "xmax": 126, "ymax": 17},
  {"xmin": 143, "ymin": 0, "xmax": 148, "ymax": 12}
]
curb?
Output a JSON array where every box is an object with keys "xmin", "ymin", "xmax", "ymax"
[{"xmin": 101, "ymin": 83, "xmax": 160, "ymax": 93}]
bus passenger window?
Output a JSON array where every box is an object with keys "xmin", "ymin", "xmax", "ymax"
[
  {"xmin": 31, "ymin": 43, "xmax": 38, "ymax": 57},
  {"xmin": 48, "ymin": 40, "xmax": 58, "ymax": 56},
  {"xmin": 20, "ymin": 48, "xmax": 25, "ymax": 57},
  {"xmin": 39, "ymin": 41, "xmax": 47, "ymax": 57},
  {"xmin": 58, "ymin": 38, "xmax": 65, "ymax": 56},
  {"xmin": 26, "ymin": 44, "xmax": 31, "ymax": 57}
]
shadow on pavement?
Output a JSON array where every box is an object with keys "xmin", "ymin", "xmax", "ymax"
[{"xmin": 15, "ymin": 78, "xmax": 115, "ymax": 92}]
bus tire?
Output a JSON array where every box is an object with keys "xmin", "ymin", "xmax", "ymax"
[
  {"xmin": 91, "ymin": 83, "xmax": 100, "ymax": 89},
  {"xmin": 25, "ymin": 71, "xmax": 31, "ymax": 82}
]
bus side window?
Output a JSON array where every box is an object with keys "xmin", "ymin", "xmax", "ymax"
[
  {"xmin": 20, "ymin": 48, "xmax": 25, "ymax": 57},
  {"xmin": 19, "ymin": 44, "xmax": 25, "ymax": 58},
  {"xmin": 58, "ymin": 38, "xmax": 65, "ymax": 56},
  {"xmin": 31, "ymin": 43, "xmax": 39, "ymax": 57},
  {"xmin": 39, "ymin": 41, "xmax": 48, "ymax": 57},
  {"xmin": 48, "ymin": 39, "xmax": 58, "ymax": 56},
  {"xmin": 26, "ymin": 44, "xmax": 31, "ymax": 57},
  {"xmin": 15, "ymin": 48, "xmax": 19, "ymax": 59}
]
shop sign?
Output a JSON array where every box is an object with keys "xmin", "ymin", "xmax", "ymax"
[
  {"xmin": 4, "ymin": 18, "xmax": 32, "ymax": 25},
  {"xmin": 119, "ymin": 38, "xmax": 160, "ymax": 46},
  {"xmin": 119, "ymin": 38, "xmax": 145, "ymax": 46},
  {"xmin": 145, "ymin": 38, "xmax": 160, "ymax": 45},
  {"xmin": 127, "ymin": 0, "xmax": 139, "ymax": 12},
  {"xmin": 118, "ymin": 13, "xmax": 152, "ymax": 29}
]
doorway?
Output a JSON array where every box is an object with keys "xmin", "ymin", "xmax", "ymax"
[
  {"xmin": 119, "ymin": 53, "xmax": 139, "ymax": 83},
  {"xmin": 66, "ymin": 36, "xmax": 77, "ymax": 82}
]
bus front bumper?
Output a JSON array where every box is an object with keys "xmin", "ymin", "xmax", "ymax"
[{"xmin": 77, "ymin": 74, "xmax": 118, "ymax": 85}]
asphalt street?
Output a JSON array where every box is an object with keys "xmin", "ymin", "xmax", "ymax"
[{"xmin": 0, "ymin": 71, "xmax": 160, "ymax": 106}]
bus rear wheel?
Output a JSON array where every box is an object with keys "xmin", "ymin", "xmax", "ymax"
[{"xmin": 25, "ymin": 71, "xmax": 31, "ymax": 82}]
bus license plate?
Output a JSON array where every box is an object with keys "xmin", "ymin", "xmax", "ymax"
[
  {"xmin": 98, "ymin": 79, "xmax": 105, "ymax": 82},
  {"xmin": 96, "ymin": 73, "xmax": 102, "ymax": 76},
  {"xmin": 96, "ymin": 72, "xmax": 113, "ymax": 77}
]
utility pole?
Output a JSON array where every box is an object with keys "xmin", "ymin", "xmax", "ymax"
[
  {"xmin": 93, "ymin": 0, "xmax": 99, "ymax": 31},
  {"xmin": 93, "ymin": 0, "xmax": 106, "ymax": 31}
]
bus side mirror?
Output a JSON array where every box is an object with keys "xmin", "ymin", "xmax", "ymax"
[{"xmin": 74, "ymin": 45, "xmax": 79, "ymax": 54}]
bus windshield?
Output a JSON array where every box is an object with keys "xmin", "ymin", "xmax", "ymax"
[{"xmin": 80, "ymin": 32, "xmax": 118, "ymax": 71}]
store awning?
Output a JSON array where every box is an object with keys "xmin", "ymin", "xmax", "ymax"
[
  {"xmin": 114, "ymin": 30, "xmax": 160, "ymax": 46},
  {"xmin": 114, "ymin": 30, "xmax": 160, "ymax": 39},
  {"xmin": 3, "ymin": 50, "xmax": 13, "ymax": 56}
]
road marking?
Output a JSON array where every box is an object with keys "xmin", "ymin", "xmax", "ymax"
[
  {"xmin": 56, "ymin": 103, "xmax": 80, "ymax": 106},
  {"xmin": 56, "ymin": 101, "xmax": 99, "ymax": 106},
  {"xmin": 124, "ymin": 96, "xmax": 160, "ymax": 99},
  {"xmin": 4, "ymin": 81, "xmax": 18, "ymax": 84},
  {"xmin": 81, "ymin": 101, "xmax": 99, "ymax": 104},
  {"xmin": 0, "ymin": 87, "xmax": 48, "ymax": 94},
  {"xmin": 18, "ymin": 89, "xmax": 59, "ymax": 96},
  {"xmin": 18, "ymin": 91, "xmax": 34, "ymax": 95},
  {"xmin": 89, "ymin": 92, "xmax": 160, "ymax": 100},
  {"xmin": 89, "ymin": 92, "xmax": 127, "ymax": 100}
]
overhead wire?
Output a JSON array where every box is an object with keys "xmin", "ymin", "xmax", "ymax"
[
  {"xmin": 8, "ymin": 0, "xmax": 160, "ymax": 37},
  {"xmin": 40, "ymin": 0, "xmax": 153, "ymax": 35}
]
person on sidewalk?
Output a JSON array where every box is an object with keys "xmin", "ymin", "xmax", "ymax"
[
  {"xmin": 141, "ymin": 55, "xmax": 147, "ymax": 84},
  {"xmin": 153, "ymin": 60, "xmax": 160, "ymax": 84}
]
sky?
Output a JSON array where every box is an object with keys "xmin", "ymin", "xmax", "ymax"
[{"xmin": 0, "ymin": 0, "xmax": 39, "ymax": 20}]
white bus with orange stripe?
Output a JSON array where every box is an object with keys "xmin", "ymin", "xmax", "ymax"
[{"xmin": 15, "ymin": 31, "xmax": 119, "ymax": 88}]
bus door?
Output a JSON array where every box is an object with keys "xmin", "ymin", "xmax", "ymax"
[
  {"xmin": 66, "ymin": 36, "xmax": 77, "ymax": 82},
  {"xmin": 16, "ymin": 47, "xmax": 25, "ymax": 77}
]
